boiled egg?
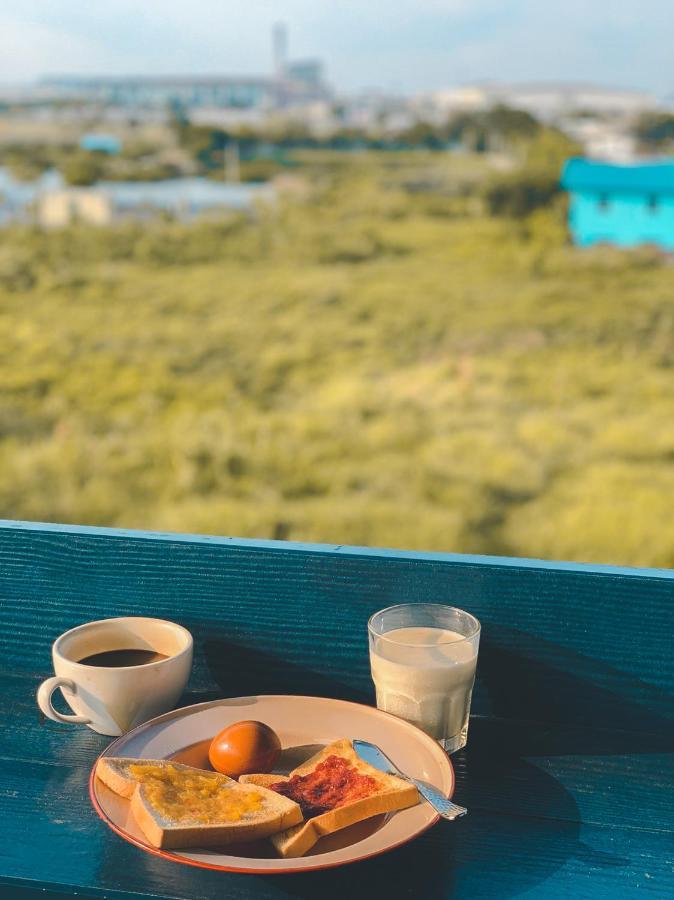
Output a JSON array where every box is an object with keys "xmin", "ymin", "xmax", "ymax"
[{"xmin": 208, "ymin": 720, "xmax": 281, "ymax": 777}]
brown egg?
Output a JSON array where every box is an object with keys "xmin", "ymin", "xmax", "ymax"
[{"xmin": 208, "ymin": 720, "xmax": 281, "ymax": 777}]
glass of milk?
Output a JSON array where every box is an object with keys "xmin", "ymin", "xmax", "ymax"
[{"xmin": 368, "ymin": 603, "xmax": 480, "ymax": 753}]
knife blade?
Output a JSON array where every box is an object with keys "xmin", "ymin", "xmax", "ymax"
[{"xmin": 353, "ymin": 739, "xmax": 467, "ymax": 821}]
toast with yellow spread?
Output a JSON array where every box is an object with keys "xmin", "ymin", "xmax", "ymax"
[
  {"xmin": 239, "ymin": 739, "xmax": 419, "ymax": 857},
  {"xmin": 96, "ymin": 757, "xmax": 303, "ymax": 850}
]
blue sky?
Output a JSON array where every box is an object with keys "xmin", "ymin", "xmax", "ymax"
[{"xmin": 1, "ymin": 1, "xmax": 671, "ymax": 96}]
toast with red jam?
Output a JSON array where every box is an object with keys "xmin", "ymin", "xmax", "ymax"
[{"xmin": 239, "ymin": 738, "xmax": 419, "ymax": 857}]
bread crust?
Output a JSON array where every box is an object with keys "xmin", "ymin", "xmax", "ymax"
[
  {"xmin": 96, "ymin": 757, "xmax": 174, "ymax": 799},
  {"xmin": 129, "ymin": 781, "xmax": 303, "ymax": 849},
  {"xmin": 96, "ymin": 757, "xmax": 302, "ymax": 849}
]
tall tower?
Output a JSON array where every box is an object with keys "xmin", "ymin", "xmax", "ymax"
[{"xmin": 272, "ymin": 22, "xmax": 288, "ymax": 81}]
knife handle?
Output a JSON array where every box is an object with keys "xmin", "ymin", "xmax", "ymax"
[{"xmin": 412, "ymin": 778, "xmax": 467, "ymax": 820}]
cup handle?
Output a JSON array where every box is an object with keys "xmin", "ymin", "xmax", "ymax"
[{"xmin": 37, "ymin": 676, "xmax": 92, "ymax": 725}]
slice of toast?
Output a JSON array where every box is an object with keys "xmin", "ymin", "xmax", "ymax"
[
  {"xmin": 96, "ymin": 757, "xmax": 203, "ymax": 799},
  {"xmin": 240, "ymin": 739, "xmax": 419, "ymax": 858},
  {"xmin": 95, "ymin": 757, "xmax": 303, "ymax": 850}
]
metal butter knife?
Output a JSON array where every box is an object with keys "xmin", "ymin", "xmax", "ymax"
[{"xmin": 353, "ymin": 739, "xmax": 467, "ymax": 821}]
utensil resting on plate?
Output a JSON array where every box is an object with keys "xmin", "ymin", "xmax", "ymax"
[{"xmin": 353, "ymin": 739, "xmax": 467, "ymax": 821}]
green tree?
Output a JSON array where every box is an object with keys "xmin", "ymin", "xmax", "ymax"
[
  {"xmin": 446, "ymin": 106, "xmax": 541, "ymax": 153},
  {"xmin": 483, "ymin": 170, "xmax": 560, "ymax": 218},
  {"xmin": 399, "ymin": 122, "xmax": 447, "ymax": 150},
  {"xmin": 633, "ymin": 113, "xmax": 674, "ymax": 150},
  {"xmin": 524, "ymin": 128, "xmax": 579, "ymax": 170},
  {"xmin": 483, "ymin": 105, "xmax": 540, "ymax": 139},
  {"xmin": 62, "ymin": 152, "xmax": 106, "ymax": 186},
  {"xmin": 482, "ymin": 128, "xmax": 579, "ymax": 218}
]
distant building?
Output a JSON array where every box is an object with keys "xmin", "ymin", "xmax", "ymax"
[
  {"xmin": 80, "ymin": 133, "xmax": 122, "ymax": 154},
  {"xmin": 188, "ymin": 107, "xmax": 268, "ymax": 129},
  {"xmin": 0, "ymin": 167, "xmax": 63, "ymax": 226},
  {"xmin": 40, "ymin": 189, "xmax": 112, "ymax": 227},
  {"xmin": 415, "ymin": 82, "xmax": 658, "ymax": 127},
  {"xmin": 559, "ymin": 119, "xmax": 637, "ymax": 163},
  {"xmin": 41, "ymin": 25, "xmax": 330, "ymax": 115},
  {"xmin": 43, "ymin": 74, "xmax": 277, "ymax": 111},
  {"xmin": 561, "ymin": 158, "xmax": 674, "ymax": 250},
  {"xmin": 412, "ymin": 86, "xmax": 489, "ymax": 124},
  {"xmin": 477, "ymin": 82, "xmax": 657, "ymax": 122},
  {"xmin": 37, "ymin": 178, "xmax": 275, "ymax": 227},
  {"xmin": 337, "ymin": 91, "xmax": 412, "ymax": 133}
]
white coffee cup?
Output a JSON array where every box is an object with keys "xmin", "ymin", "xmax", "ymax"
[{"xmin": 37, "ymin": 617, "xmax": 193, "ymax": 736}]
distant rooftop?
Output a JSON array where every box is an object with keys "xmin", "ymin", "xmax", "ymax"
[
  {"xmin": 94, "ymin": 177, "xmax": 274, "ymax": 212},
  {"xmin": 41, "ymin": 74, "xmax": 274, "ymax": 88},
  {"xmin": 80, "ymin": 133, "xmax": 122, "ymax": 154},
  {"xmin": 476, "ymin": 80, "xmax": 656, "ymax": 98},
  {"xmin": 561, "ymin": 158, "xmax": 674, "ymax": 194}
]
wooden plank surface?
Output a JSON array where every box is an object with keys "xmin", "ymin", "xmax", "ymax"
[
  {"xmin": 1, "ymin": 757, "xmax": 672, "ymax": 900},
  {"xmin": 0, "ymin": 521, "xmax": 672, "ymax": 898},
  {"xmin": 3, "ymin": 676, "xmax": 673, "ymax": 834},
  {"xmin": 1, "ymin": 522, "xmax": 672, "ymax": 725}
]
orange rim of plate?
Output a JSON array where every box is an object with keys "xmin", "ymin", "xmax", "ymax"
[{"xmin": 89, "ymin": 695, "xmax": 455, "ymax": 875}]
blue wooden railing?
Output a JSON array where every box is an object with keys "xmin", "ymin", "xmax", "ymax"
[{"xmin": 1, "ymin": 519, "xmax": 672, "ymax": 899}]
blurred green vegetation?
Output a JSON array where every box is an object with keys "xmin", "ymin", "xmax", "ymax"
[
  {"xmin": 0, "ymin": 151, "xmax": 672, "ymax": 567},
  {"xmin": 0, "ymin": 141, "xmax": 183, "ymax": 184},
  {"xmin": 633, "ymin": 112, "xmax": 674, "ymax": 152}
]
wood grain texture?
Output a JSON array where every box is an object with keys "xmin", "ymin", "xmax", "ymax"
[
  {"xmin": 3, "ymin": 677, "xmax": 673, "ymax": 834},
  {"xmin": 1, "ymin": 759, "xmax": 673, "ymax": 900},
  {"xmin": 1, "ymin": 522, "xmax": 673, "ymax": 727},
  {"xmin": 0, "ymin": 521, "xmax": 673, "ymax": 898}
]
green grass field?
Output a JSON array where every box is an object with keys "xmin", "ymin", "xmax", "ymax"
[{"xmin": 1, "ymin": 154, "xmax": 672, "ymax": 566}]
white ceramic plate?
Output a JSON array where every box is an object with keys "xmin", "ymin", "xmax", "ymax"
[{"xmin": 90, "ymin": 695, "xmax": 454, "ymax": 874}]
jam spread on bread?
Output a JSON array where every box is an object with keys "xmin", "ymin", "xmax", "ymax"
[
  {"xmin": 269, "ymin": 755, "xmax": 379, "ymax": 818},
  {"xmin": 128, "ymin": 764, "xmax": 264, "ymax": 824}
]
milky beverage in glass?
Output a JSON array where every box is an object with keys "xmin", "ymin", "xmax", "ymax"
[{"xmin": 369, "ymin": 604, "xmax": 480, "ymax": 753}]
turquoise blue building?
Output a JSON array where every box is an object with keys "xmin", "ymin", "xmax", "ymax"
[
  {"xmin": 561, "ymin": 158, "xmax": 674, "ymax": 250},
  {"xmin": 80, "ymin": 133, "xmax": 122, "ymax": 155}
]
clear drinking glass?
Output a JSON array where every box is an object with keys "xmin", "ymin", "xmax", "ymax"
[{"xmin": 368, "ymin": 603, "xmax": 481, "ymax": 753}]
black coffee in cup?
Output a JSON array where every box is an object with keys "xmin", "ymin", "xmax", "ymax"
[{"xmin": 78, "ymin": 649, "xmax": 168, "ymax": 667}]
